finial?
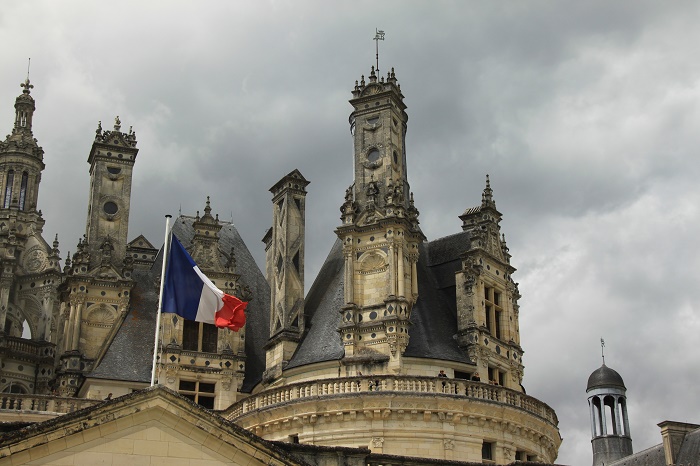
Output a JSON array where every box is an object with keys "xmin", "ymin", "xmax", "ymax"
[
  {"xmin": 601, "ymin": 338, "xmax": 606, "ymax": 364},
  {"xmin": 53, "ymin": 233, "xmax": 59, "ymax": 249},
  {"xmin": 114, "ymin": 116, "xmax": 121, "ymax": 131},
  {"xmin": 19, "ymin": 58, "xmax": 33, "ymax": 95},
  {"xmin": 96, "ymin": 120, "xmax": 102, "ymax": 135},
  {"xmin": 205, "ymin": 196, "xmax": 212, "ymax": 215},
  {"xmin": 129, "ymin": 126, "xmax": 133, "ymax": 135},
  {"xmin": 360, "ymin": 75, "xmax": 365, "ymax": 86},
  {"xmin": 482, "ymin": 174, "xmax": 494, "ymax": 206}
]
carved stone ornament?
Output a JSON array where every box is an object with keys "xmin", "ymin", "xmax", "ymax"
[
  {"xmin": 221, "ymin": 376, "xmax": 232, "ymax": 391},
  {"xmin": 359, "ymin": 252, "xmax": 387, "ymax": 273},
  {"xmin": 503, "ymin": 446, "xmax": 513, "ymax": 460},
  {"xmin": 371, "ymin": 437, "xmax": 384, "ymax": 448},
  {"xmin": 24, "ymin": 248, "xmax": 47, "ymax": 273},
  {"xmin": 444, "ymin": 439, "xmax": 454, "ymax": 450}
]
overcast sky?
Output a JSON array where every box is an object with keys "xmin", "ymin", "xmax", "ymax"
[{"xmin": 2, "ymin": 1, "xmax": 699, "ymax": 463}]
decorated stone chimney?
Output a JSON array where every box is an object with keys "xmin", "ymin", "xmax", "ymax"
[
  {"xmin": 56, "ymin": 117, "xmax": 138, "ymax": 396},
  {"xmin": 454, "ymin": 176, "xmax": 524, "ymax": 390},
  {"xmin": 264, "ymin": 170, "xmax": 308, "ymax": 381},
  {"xmin": 336, "ymin": 67, "xmax": 424, "ymax": 373}
]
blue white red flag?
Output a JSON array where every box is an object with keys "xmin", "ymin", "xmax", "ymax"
[{"xmin": 162, "ymin": 234, "xmax": 247, "ymax": 331}]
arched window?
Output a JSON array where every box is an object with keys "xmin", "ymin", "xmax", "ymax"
[
  {"xmin": 2, "ymin": 383, "xmax": 28, "ymax": 394},
  {"xmin": 19, "ymin": 172, "xmax": 28, "ymax": 211},
  {"xmin": 3, "ymin": 170, "xmax": 14, "ymax": 208}
]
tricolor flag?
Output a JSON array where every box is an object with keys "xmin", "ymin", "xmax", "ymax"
[{"xmin": 162, "ymin": 234, "xmax": 247, "ymax": 331}]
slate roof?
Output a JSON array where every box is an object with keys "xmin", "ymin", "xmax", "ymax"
[
  {"xmin": 608, "ymin": 444, "xmax": 665, "ymax": 466},
  {"xmin": 91, "ymin": 217, "xmax": 478, "ymax": 389},
  {"xmin": 675, "ymin": 427, "xmax": 700, "ymax": 464},
  {"xmin": 587, "ymin": 364, "xmax": 626, "ymax": 391},
  {"xmin": 286, "ymin": 230, "xmax": 474, "ymax": 370},
  {"xmin": 87, "ymin": 216, "xmax": 270, "ymax": 393}
]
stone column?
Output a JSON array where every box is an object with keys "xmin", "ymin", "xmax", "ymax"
[
  {"xmin": 397, "ymin": 244, "xmax": 405, "ymax": 298},
  {"xmin": 70, "ymin": 296, "xmax": 84, "ymax": 351},
  {"xmin": 388, "ymin": 243, "xmax": 396, "ymax": 296},
  {"xmin": 0, "ymin": 276, "xmax": 12, "ymax": 332}
]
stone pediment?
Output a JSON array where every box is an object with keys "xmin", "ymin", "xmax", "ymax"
[
  {"xmin": 0, "ymin": 387, "xmax": 307, "ymax": 466},
  {"xmin": 88, "ymin": 263, "xmax": 124, "ymax": 280},
  {"xmin": 128, "ymin": 234, "xmax": 156, "ymax": 250}
]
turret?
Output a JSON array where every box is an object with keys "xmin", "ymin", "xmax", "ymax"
[
  {"xmin": 454, "ymin": 176, "xmax": 524, "ymax": 390},
  {"xmin": 587, "ymin": 363, "xmax": 633, "ymax": 465}
]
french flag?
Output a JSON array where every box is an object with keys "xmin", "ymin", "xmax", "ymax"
[{"xmin": 162, "ymin": 234, "xmax": 247, "ymax": 331}]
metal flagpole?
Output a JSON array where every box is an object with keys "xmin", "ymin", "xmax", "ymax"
[{"xmin": 150, "ymin": 214, "xmax": 172, "ymax": 386}]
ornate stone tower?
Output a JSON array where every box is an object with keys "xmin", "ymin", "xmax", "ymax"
[
  {"xmin": 454, "ymin": 176, "xmax": 524, "ymax": 390},
  {"xmin": 157, "ymin": 198, "xmax": 250, "ymax": 409},
  {"xmin": 587, "ymin": 363, "xmax": 633, "ymax": 466},
  {"xmin": 56, "ymin": 118, "xmax": 138, "ymax": 396},
  {"xmin": 264, "ymin": 170, "xmax": 308, "ymax": 381},
  {"xmin": 336, "ymin": 66, "xmax": 424, "ymax": 372},
  {"xmin": 0, "ymin": 77, "xmax": 62, "ymax": 395}
]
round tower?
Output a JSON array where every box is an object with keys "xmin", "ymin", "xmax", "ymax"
[{"xmin": 587, "ymin": 364, "xmax": 633, "ymax": 465}]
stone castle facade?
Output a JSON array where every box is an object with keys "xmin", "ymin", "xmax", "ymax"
[{"xmin": 0, "ymin": 66, "xmax": 561, "ymax": 465}]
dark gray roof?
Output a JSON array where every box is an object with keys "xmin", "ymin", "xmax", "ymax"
[
  {"xmin": 676, "ymin": 426, "xmax": 700, "ymax": 464},
  {"xmin": 608, "ymin": 425, "xmax": 700, "ymax": 466},
  {"xmin": 285, "ymin": 239, "xmax": 345, "ymax": 369},
  {"xmin": 286, "ymin": 231, "xmax": 474, "ymax": 370},
  {"xmin": 587, "ymin": 364, "xmax": 626, "ymax": 391},
  {"xmin": 608, "ymin": 444, "xmax": 665, "ymax": 466},
  {"xmin": 88, "ymin": 216, "xmax": 270, "ymax": 393},
  {"xmin": 87, "ymin": 267, "xmax": 160, "ymax": 382}
]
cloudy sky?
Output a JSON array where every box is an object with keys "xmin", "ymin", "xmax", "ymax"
[{"xmin": 2, "ymin": 1, "xmax": 699, "ymax": 463}]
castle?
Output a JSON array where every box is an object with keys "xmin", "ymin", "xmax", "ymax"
[{"xmin": 0, "ymin": 66, "xmax": 565, "ymax": 464}]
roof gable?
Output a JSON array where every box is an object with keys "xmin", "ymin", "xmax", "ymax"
[{"xmin": 0, "ymin": 387, "xmax": 307, "ymax": 466}]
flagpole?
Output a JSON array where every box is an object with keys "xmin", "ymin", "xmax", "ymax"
[{"xmin": 151, "ymin": 214, "xmax": 172, "ymax": 386}]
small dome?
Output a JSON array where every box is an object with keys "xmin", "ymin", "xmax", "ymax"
[{"xmin": 587, "ymin": 364, "xmax": 626, "ymax": 391}]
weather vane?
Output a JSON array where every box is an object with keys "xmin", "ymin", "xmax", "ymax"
[
  {"xmin": 601, "ymin": 338, "xmax": 606, "ymax": 364},
  {"xmin": 374, "ymin": 28, "xmax": 385, "ymax": 73}
]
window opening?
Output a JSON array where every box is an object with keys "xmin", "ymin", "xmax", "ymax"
[
  {"xmin": 481, "ymin": 441, "xmax": 494, "ymax": 461},
  {"xmin": 4, "ymin": 170, "xmax": 14, "ymax": 208},
  {"xmin": 19, "ymin": 172, "xmax": 28, "ymax": 211},
  {"xmin": 484, "ymin": 285, "xmax": 504, "ymax": 339},
  {"xmin": 178, "ymin": 380, "xmax": 215, "ymax": 409},
  {"xmin": 183, "ymin": 320, "xmax": 218, "ymax": 353}
]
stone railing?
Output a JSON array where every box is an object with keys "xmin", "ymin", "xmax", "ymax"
[
  {"xmin": 1, "ymin": 335, "xmax": 56, "ymax": 359},
  {"xmin": 227, "ymin": 375, "xmax": 558, "ymax": 426},
  {"xmin": 0, "ymin": 394, "xmax": 100, "ymax": 414}
]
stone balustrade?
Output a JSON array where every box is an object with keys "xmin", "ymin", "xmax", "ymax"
[
  {"xmin": 1, "ymin": 335, "xmax": 55, "ymax": 359},
  {"xmin": 0, "ymin": 393, "xmax": 100, "ymax": 414},
  {"xmin": 226, "ymin": 375, "xmax": 558, "ymax": 426}
]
